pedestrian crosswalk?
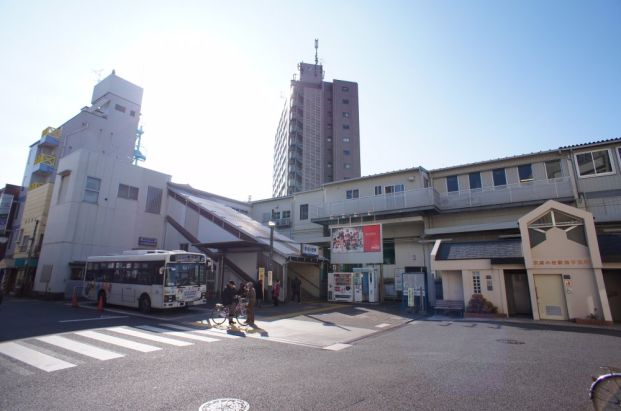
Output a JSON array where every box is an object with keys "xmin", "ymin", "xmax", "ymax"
[{"xmin": 0, "ymin": 323, "xmax": 236, "ymax": 375}]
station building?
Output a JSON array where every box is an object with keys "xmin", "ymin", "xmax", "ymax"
[{"xmin": 2, "ymin": 72, "xmax": 619, "ymax": 325}]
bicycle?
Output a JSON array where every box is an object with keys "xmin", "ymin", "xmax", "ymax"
[
  {"xmin": 590, "ymin": 366, "xmax": 621, "ymax": 411},
  {"xmin": 211, "ymin": 297, "xmax": 248, "ymax": 326}
]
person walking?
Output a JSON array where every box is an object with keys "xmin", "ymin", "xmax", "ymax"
[
  {"xmin": 272, "ymin": 280, "xmax": 281, "ymax": 306},
  {"xmin": 221, "ymin": 281, "xmax": 237, "ymax": 325},
  {"xmin": 291, "ymin": 276, "xmax": 301, "ymax": 303},
  {"xmin": 246, "ymin": 281, "xmax": 256, "ymax": 326}
]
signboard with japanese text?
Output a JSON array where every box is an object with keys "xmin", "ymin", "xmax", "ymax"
[{"xmin": 301, "ymin": 243, "xmax": 319, "ymax": 256}]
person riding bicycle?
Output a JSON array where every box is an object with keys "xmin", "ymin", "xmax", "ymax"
[{"xmin": 222, "ymin": 281, "xmax": 237, "ymax": 325}]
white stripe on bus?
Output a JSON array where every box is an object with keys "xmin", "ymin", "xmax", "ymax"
[
  {"xmin": 107, "ymin": 326, "xmax": 193, "ymax": 346},
  {"xmin": 74, "ymin": 330, "xmax": 161, "ymax": 352},
  {"xmin": 0, "ymin": 342, "xmax": 76, "ymax": 372},
  {"xmin": 36, "ymin": 335, "xmax": 124, "ymax": 360},
  {"xmin": 136, "ymin": 325, "xmax": 219, "ymax": 343}
]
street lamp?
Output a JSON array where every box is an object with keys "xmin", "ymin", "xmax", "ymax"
[{"xmin": 267, "ymin": 220, "xmax": 275, "ymax": 303}]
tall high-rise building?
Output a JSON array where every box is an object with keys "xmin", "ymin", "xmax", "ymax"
[{"xmin": 272, "ymin": 48, "xmax": 360, "ymax": 197}]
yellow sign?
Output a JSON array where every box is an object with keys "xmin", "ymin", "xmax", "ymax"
[
  {"xmin": 268, "ymin": 271, "xmax": 273, "ymax": 286},
  {"xmin": 258, "ymin": 267, "xmax": 265, "ymax": 284}
]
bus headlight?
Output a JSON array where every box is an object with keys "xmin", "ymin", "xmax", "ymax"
[{"xmin": 164, "ymin": 295, "xmax": 176, "ymax": 303}]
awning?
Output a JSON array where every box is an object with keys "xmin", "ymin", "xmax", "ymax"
[
  {"xmin": 0, "ymin": 258, "xmax": 14, "ymax": 269},
  {"xmin": 14, "ymin": 258, "xmax": 38, "ymax": 268}
]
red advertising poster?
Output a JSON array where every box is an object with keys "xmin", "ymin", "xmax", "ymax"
[{"xmin": 363, "ymin": 224, "xmax": 381, "ymax": 252}]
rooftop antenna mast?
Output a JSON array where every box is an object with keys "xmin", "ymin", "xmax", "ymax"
[
  {"xmin": 133, "ymin": 126, "xmax": 146, "ymax": 165},
  {"xmin": 314, "ymin": 38, "xmax": 319, "ymax": 65}
]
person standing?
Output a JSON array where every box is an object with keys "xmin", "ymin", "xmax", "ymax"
[
  {"xmin": 291, "ymin": 276, "xmax": 301, "ymax": 303},
  {"xmin": 246, "ymin": 281, "xmax": 256, "ymax": 326},
  {"xmin": 221, "ymin": 281, "xmax": 237, "ymax": 325},
  {"xmin": 256, "ymin": 279, "xmax": 263, "ymax": 307},
  {"xmin": 272, "ymin": 280, "xmax": 281, "ymax": 306}
]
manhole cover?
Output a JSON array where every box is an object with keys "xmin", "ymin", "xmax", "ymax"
[
  {"xmin": 496, "ymin": 338, "xmax": 525, "ymax": 345},
  {"xmin": 199, "ymin": 398, "xmax": 250, "ymax": 411}
]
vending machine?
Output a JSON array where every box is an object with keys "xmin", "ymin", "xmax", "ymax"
[
  {"xmin": 327, "ymin": 272, "xmax": 353, "ymax": 302},
  {"xmin": 353, "ymin": 267, "xmax": 378, "ymax": 303}
]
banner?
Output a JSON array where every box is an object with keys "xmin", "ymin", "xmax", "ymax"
[{"xmin": 330, "ymin": 224, "xmax": 383, "ymax": 264}]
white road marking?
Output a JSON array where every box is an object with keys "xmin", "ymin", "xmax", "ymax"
[
  {"xmin": 36, "ymin": 335, "xmax": 124, "ymax": 360},
  {"xmin": 136, "ymin": 325, "xmax": 219, "ymax": 343},
  {"xmin": 322, "ymin": 343, "xmax": 352, "ymax": 351},
  {"xmin": 74, "ymin": 330, "xmax": 161, "ymax": 352},
  {"xmin": 107, "ymin": 326, "xmax": 193, "ymax": 346},
  {"xmin": 375, "ymin": 323, "xmax": 391, "ymax": 328},
  {"xmin": 59, "ymin": 316, "xmax": 128, "ymax": 323},
  {"xmin": 0, "ymin": 342, "xmax": 76, "ymax": 372}
]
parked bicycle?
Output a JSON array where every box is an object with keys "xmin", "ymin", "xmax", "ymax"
[
  {"xmin": 211, "ymin": 297, "xmax": 248, "ymax": 326},
  {"xmin": 590, "ymin": 366, "xmax": 621, "ymax": 410}
]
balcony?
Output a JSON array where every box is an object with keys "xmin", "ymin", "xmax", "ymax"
[
  {"xmin": 437, "ymin": 177, "xmax": 574, "ymax": 210},
  {"xmin": 38, "ymin": 134, "xmax": 59, "ymax": 148},
  {"xmin": 33, "ymin": 153, "xmax": 56, "ymax": 175},
  {"xmin": 316, "ymin": 187, "xmax": 437, "ymax": 219},
  {"xmin": 312, "ymin": 177, "xmax": 575, "ymax": 221}
]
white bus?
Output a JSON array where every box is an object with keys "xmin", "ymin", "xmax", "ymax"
[{"xmin": 83, "ymin": 250, "xmax": 214, "ymax": 313}]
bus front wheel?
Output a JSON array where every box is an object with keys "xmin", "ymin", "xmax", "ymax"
[{"xmin": 139, "ymin": 294, "xmax": 151, "ymax": 313}]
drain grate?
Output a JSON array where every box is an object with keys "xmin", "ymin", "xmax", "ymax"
[
  {"xmin": 496, "ymin": 338, "xmax": 525, "ymax": 345},
  {"xmin": 199, "ymin": 398, "xmax": 250, "ymax": 411}
]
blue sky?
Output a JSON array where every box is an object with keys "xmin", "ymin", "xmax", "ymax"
[{"xmin": 1, "ymin": 0, "xmax": 619, "ymax": 201}]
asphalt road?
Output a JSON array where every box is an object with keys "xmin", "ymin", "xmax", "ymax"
[{"xmin": 1, "ymin": 297, "xmax": 619, "ymax": 410}]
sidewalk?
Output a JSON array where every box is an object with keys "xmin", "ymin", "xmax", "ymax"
[{"xmin": 252, "ymin": 299, "xmax": 621, "ymax": 335}]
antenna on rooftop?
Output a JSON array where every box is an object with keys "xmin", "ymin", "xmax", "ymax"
[
  {"xmin": 314, "ymin": 39, "xmax": 319, "ymax": 65},
  {"xmin": 133, "ymin": 126, "xmax": 146, "ymax": 165},
  {"xmin": 92, "ymin": 69, "xmax": 104, "ymax": 83}
]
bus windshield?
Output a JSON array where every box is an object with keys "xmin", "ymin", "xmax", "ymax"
[{"xmin": 164, "ymin": 263, "xmax": 205, "ymax": 287}]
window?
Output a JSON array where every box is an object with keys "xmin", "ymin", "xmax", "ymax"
[
  {"xmin": 271, "ymin": 210, "xmax": 281, "ymax": 220},
  {"xmin": 114, "ymin": 104, "xmax": 126, "ymax": 113},
  {"xmin": 145, "ymin": 186, "xmax": 162, "ymax": 214},
  {"xmin": 342, "ymin": 99, "xmax": 349, "ymax": 104},
  {"xmin": 118, "ymin": 184, "xmax": 139, "ymax": 200},
  {"xmin": 342, "ymin": 86, "xmax": 349, "ymax": 92},
  {"xmin": 518, "ymin": 164, "xmax": 533, "ymax": 182},
  {"xmin": 469, "ymin": 172, "xmax": 481, "ymax": 190},
  {"xmin": 300, "ymin": 204, "xmax": 308, "ymax": 220},
  {"xmin": 545, "ymin": 160, "xmax": 562, "ymax": 179},
  {"xmin": 343, "ymin": 124, "xmax": 350, "ymax": 130},
  {"xmin": 492, "ymin": 168, "xmax": 507, "ymax": 186},
  {"xmin": 486, "ymin": 274, "xmax": 493, "ymax": 291},
  {"xmin": 575, "ymin": 149, "xmax": 614, "ymax": 177},
  {"xmin": 343, "ymin": 137, "xmax": 350, "ymax": 143},
  {"xmin": 282, "ymin": 210, "xmax": 291, "ymax": 219},
  {"xmin": 383, "ymin": 240, "xmax": 395, "ymax": 264},
  {"xmin": 473, "ymin": 272, "xmax": 481, "ymax": 294},
  {"xmin": 180, "ymin": 243, "xmax": 189, "ymax": 251},
  {"xmin": 346, "ymin": 189, "xmax": 359, "ymax": 199},
  {"xmin": 374, "ymin": 185, "xmax": 382, "ymax": 195},
  {"xmin": 446, "ymin": 176, "xmax": 459, "ymax": 192},
  {"xmin": 385, "ymin": 184, "xmax": 404, "ymax": 194},
  {"xmin": 130, "ymin": 110, "xmax": 136, "ymax": 117},
  {"xmin": 342, "ymin": 112, "xmax": 350, "ymax": 118},
  {"xmin": 344, "ymin": 149, "xmax": 351, "ymax": 156},
  {"xmin": 84, "ymin": 176, "xmax": 101, "ymax": 203}
]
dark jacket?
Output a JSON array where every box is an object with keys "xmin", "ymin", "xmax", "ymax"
[{"xmin": 222, "ymin": 285, "xmax": 236, "ymax": 305}]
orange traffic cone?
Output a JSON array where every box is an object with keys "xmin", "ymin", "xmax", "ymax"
[
  {"xmin": 97, "ymin": 294, "xmax": 104, "ymax": 312},
  {"xmin": 71, "ymin": 288, "xmax": 79, "ymax": 308}
]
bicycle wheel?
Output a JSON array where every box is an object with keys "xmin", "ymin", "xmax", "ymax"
[
  {"xmin": 211, "ymin": 305, "xmax": 228, "ymax": 325},
  {"xmin": 236, "ymin": 304, "xmax": 248, "ymax": 326},
  {"xmin": 591, "ymin": 374, "xmax": 621, "ymax": 411}
]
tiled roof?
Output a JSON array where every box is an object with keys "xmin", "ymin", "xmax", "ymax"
[{"xmin": 436, "ymin": 239, "xmax": 523, "ymax": 260}]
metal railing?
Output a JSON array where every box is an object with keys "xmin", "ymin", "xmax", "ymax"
[{"xmin": 312, "ymin": 177, "xmax": 574, "ymax": 219}]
